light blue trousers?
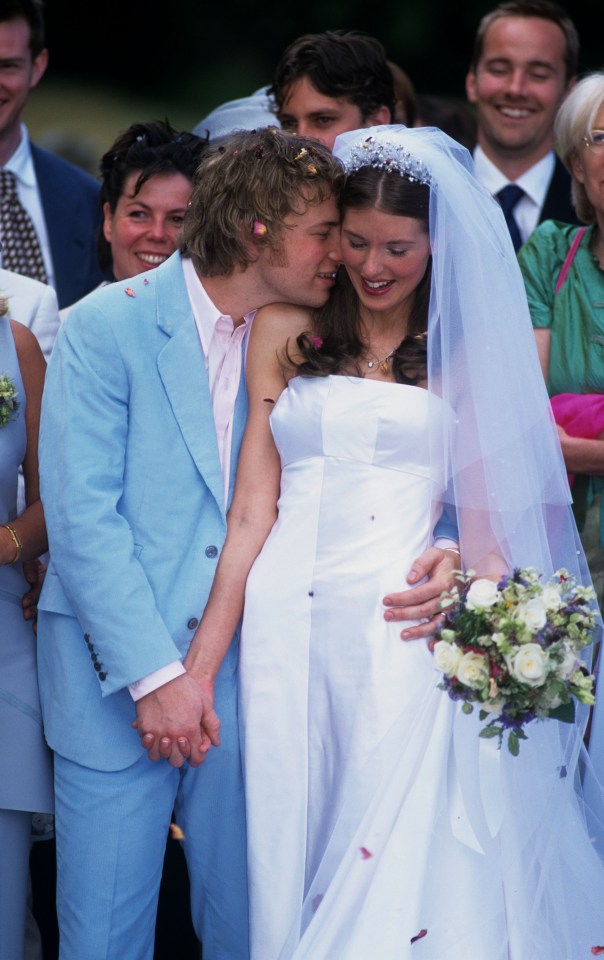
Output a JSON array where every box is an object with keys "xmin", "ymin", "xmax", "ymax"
[{"xmin": 53, "ymin": 699, "xmax": 249, "ymax": 960}]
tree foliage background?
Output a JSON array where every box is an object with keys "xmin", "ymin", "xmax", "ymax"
[
  {"xmin": 29, "ymin": 0, "xmax": 602, "ymax": 169},
  {"xmin": 46, "ymin": 0, "xmax": 602, "ymax": 109}
]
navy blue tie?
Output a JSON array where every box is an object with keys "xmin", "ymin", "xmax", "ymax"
[{"xmin": 496, "ymin": 184, "xmax": 524, "ymax": 253}]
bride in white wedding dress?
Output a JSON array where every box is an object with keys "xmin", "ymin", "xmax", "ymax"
[{"xmin": 191, "ymin": 126, "xmax": 604, "ymax": 958}]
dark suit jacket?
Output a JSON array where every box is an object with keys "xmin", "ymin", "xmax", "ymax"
[
  {"xmin": 539, "ymin": 156, "xmax": 579, "ymax": 226},
  {"xmin": 31, "ymin": 144, "xmax": 108, "ymax": 309}
]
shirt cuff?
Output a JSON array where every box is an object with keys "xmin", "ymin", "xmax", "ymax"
[
  {"xmin": 128, "ymin": 660, "xmax": 186, "ymax": 701},
  {"xmin": 433, "ymin": 538, "xmax": 460, "ymax": 551}
]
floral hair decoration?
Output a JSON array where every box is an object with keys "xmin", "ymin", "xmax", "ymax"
[{"xmin": 342, "ymin": 136, "xmax": 432, "ymax": 185}]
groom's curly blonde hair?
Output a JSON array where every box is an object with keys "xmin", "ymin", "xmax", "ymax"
[{"xmin": 180, "ymin": 127, "xmax": 343, "ymax": 276}]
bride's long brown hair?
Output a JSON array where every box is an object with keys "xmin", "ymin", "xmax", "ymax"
[{"xmin": 290, "ymin": 166, "xmax": 431, "ymax": 385}]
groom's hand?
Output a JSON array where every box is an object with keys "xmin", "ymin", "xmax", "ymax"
[
  {"xmin": 382, "ymin": 546, "xmax": 459, "ymax": 641},
  {"xmin": 133, "ymin": 673, "xmax": 218, "ymax": 768}
]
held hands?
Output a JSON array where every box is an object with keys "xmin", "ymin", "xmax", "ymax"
[
  {"xmin": 133, "ymin": 673, "xmax": 220, "ymax": 768},
  {"xmin": 383, "ymin": 546, "xmax": 459, "ymax": 641}
]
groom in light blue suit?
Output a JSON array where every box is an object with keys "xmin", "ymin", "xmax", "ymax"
[{"xmin": 36, "ymin": 129, "xmax": 345, "ymax": 960}]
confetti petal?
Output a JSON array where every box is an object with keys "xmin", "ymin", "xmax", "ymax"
[
  {"xmin": 125, "ymin": 287, "xmax": 136, "ymax": 298},
  {"xmin": 411, "ymin": 929, "xmax": 428, "ymax": 944},
  {"xmin": 359, "ymin": 846, "xmax": 373, "ymax": 859},
  {"xmin": 170, "ymin": 822, "xmax": 185, "ymax": 841},
  {"xmin": 592, "ymin": 948, "xmax": 604, "ymax": 955}
]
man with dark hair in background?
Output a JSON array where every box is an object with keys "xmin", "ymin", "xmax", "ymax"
[{"xmin": 270, "ymin": 29, "xmax": 395, "ymax": 150}]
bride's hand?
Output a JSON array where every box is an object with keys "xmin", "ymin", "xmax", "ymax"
[{"xmin": 382, "ymin": 546, "xmax": 459, "ymax": 641}]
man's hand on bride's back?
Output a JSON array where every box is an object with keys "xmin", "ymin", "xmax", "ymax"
[{"xmin": 382, "ymin": 546, "xmax": 459, "ymax": 641}]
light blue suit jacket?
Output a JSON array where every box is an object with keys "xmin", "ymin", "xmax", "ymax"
[{"xmin": 37, "ymin": 253, "xmax": 248, "ymax": 771}]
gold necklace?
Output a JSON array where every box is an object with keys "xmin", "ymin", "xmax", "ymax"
[{"xmin": 366, "ymin": 346, "xmax": 397, "ymax": 374}]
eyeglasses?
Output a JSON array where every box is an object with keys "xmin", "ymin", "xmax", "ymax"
[{"xmin": 583, "ymin": 130, "xmax": 604, "ymax": 153}]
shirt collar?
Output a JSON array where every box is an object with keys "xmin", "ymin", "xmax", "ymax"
[
  {"xmin": 3, "ymin": 124, "xmax": 36, "ymax": 187},
  {"xmin": 182, "ymin": 256, "xmax": 255, "ymax": 355},
  {"xmin": 473, "ymin": 145, "xmax": 555, "ymax": 208}
]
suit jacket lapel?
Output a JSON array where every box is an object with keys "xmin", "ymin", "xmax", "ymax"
[
  {"xmin": 155, "ymin": 255, "xmax": 225, "ymax": 517},
  {"xmin": 540, "ymin": 157, "xmax": 579, "ymax": 226},
  {"xmin": 227, "ymin": 362, "xmax": 249, "ymax": 508}
]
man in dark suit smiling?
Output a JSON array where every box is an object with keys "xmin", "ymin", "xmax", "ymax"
[
  {"xmin": 0, "ymin": 0, "xmax": 105, "ymax": 307},
  {"xmin": 466, "ymin": 0, "xmax": 580, "ymax": 250}
]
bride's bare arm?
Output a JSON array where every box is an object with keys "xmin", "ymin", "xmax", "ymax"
[{"xmin": 184, "ymin": 305, "xmax": 311, "ymax": 712}]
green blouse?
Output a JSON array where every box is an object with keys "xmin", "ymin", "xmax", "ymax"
[
  {"xmin": 518, "ymin": 220, "xmax": 604, "ymax": 396},
  {"xmin": 519, "ymin": 220, "xmax": 604, "ymax": 556}
]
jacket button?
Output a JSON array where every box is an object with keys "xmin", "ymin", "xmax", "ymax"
[
  {"xmin": 187, "ymin": 618, "xmax": 199, "ymax": 630},
  {"xmin": 99, "ymin": 672, "xmax": 107, "ymax": 681},
  {"xmin": 93, "ymin": 662, "xmax": 102, "ymax": 672},
  {"xmin": 205, "ymin": 545, "xmax": 218, "ymax": 559}
]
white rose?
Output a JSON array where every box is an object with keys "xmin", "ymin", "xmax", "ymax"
[
  {"xmin": 541, "ymin": 584, "xmax": 563, "ymax": 611},
  {"xmin": 557, "ymin": 645, "xmax": 579, "ymax": 680},
  {"xmin": 514, "ymin": 598, "xmax": 547, "ymax": 633},
  {"xmin": 507, "ymin": 643, "xmax": 549, "ymax": 687},
  {"xmin": 456, "ymin": 652, "xmax": 490, "ymax": 690},
  {"xmin": 433, "ymin": 641, "xmax": 463, "ymax": 677},
  {"xmin": 465, "ymin": 579, "xmax": 500, "ymax": 611}
]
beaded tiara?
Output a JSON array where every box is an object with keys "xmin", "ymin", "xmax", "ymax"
[{"xmin": 340, "ymin": 135, "xmax": 432, "ymax": 185}]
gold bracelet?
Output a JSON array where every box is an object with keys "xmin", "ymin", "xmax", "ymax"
[{"xmin": 1, "ymin": 523, "xmax": 23, "ymax": 563}]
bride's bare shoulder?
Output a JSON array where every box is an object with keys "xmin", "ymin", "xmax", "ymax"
[{"xmin": 252, "ymin": 303, "xmax": 314, "ymax": 344}]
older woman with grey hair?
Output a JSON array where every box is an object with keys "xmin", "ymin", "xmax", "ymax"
[{"xmin": 519, "ymin": 72, "xmax": 604, "ymax": 603}]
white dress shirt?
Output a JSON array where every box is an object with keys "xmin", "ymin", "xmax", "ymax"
[
  {"xmin": 129, "ymin": 258, "xmax": 255, "ymax": 701},
  {"xmin": 473, "ymin": 146, "xmax": 555, "ymax": 245}
]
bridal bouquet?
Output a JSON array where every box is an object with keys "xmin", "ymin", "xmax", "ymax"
[{"xmin": 433, "ymin": 568, "xmax": 598, "ymax": 754}]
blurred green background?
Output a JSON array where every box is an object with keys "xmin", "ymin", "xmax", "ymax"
[{"xmin": 25, "ymin": 0, "xmax": 603, "ymax": 176}]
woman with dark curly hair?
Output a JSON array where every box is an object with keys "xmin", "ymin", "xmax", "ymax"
[{"xmin": 61, "ymin": 120, "xmax": 207, "ymax": 318}]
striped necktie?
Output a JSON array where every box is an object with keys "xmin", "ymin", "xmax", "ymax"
[{"xmin": 0, "ymin": 170, "xmax": 48, "ymax": 282}]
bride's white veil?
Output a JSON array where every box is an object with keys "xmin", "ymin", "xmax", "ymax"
[
  {"xmin": 329, "ymin": 125, "xmax": 604, "ymax": 950},
  {"xmin": 333, "ymin": 124, "xmax": 583, "ymax": 582}
]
